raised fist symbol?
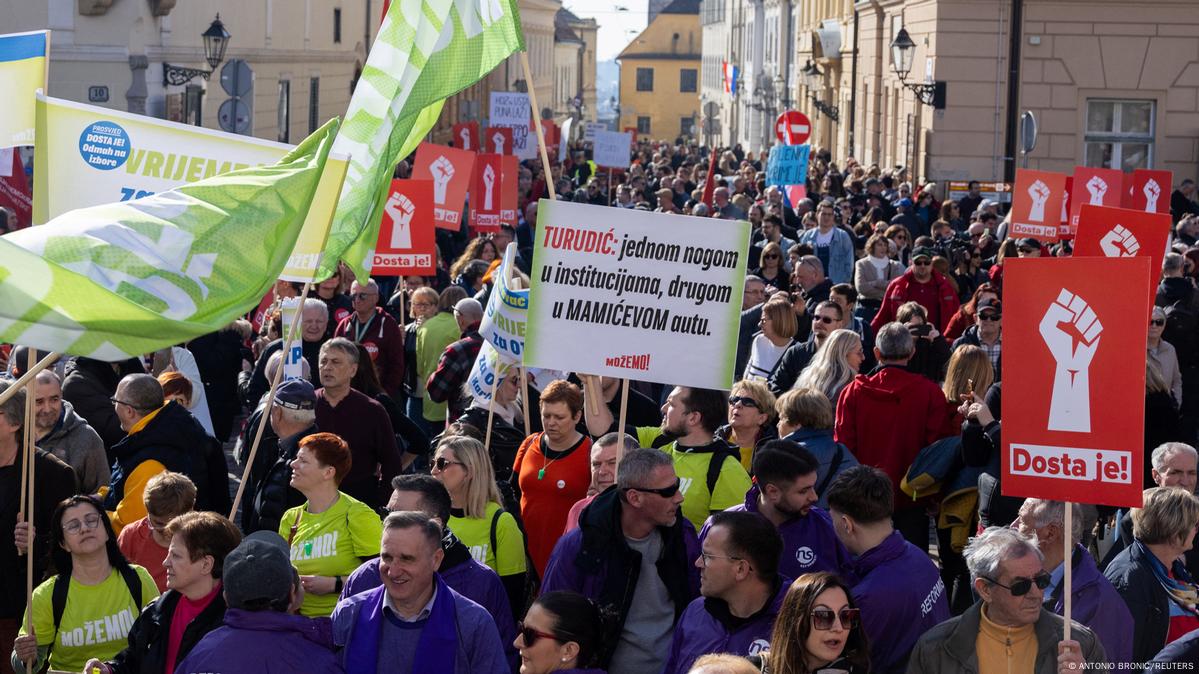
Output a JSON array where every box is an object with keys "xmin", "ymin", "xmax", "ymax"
[
  {"xmin": 1039, "ymin": 289, "xmax": 1103, "ymax": 433},
  {"xmin": 1099, "ymin": 224, "xmax": 1140, "ymax": 258},
  {"xmin": 1086, "ymin": 176, "xmax": 1108, "ymax": 205},
  {"xmin": 1144, "ymin": 179, "xmax": 1161, "ymax": 212},
  {"xmin": 492, "ymin": 132, "xmax": 506, "ymax": 154},
  {"xmin": 431, "ymin": 156, "xmax": 455, "ymax": 203},
  {"xmin": 482, "ymin": 164, "xmax": 496, "ymax": 209},
  {"xmin": 459, "ymin": 128, "xmax": 471, "ymax": 150},
  {"xmin": 1028, "ymin": 179, "xmax": 1051, "ymax": 222},
  {"xmin": 385, "ymin": 192, "xmax": 415, "ymax": 249}
]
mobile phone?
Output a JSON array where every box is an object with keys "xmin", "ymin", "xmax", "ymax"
[{"xmin": 910, "ymin": 324, "xmax": 931, "ymax": 337}]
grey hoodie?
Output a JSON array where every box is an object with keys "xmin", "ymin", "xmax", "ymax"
[{"xmin": 38, "ymin": 399, "xmax": 110, "ymax": 493}]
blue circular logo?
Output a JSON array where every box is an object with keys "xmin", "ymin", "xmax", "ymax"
[{"xmin": 78, "ymin": 121, "xmax": 130, "ymax": 171}]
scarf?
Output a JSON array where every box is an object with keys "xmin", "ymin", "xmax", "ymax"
[
  {"xmin": 868, "ymin": 255, "xmax": 890, "ymax": 273},
  {"xmin": 343, "ymin": 575, "xmax": 459, "ymax": 674},
  {"xmin": 1136, "ymin": 540, "xmax": 1199, "ymax": 615}
]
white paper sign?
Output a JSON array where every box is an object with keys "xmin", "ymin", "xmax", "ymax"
[
  {"xmin": 583, "ymin": 122, "xmax": 606, "ymax": 142},
  {"xmin": 489, "ymin": 91, "xmax": 535, "ymax": 160},
  {"xmin": 559, "ymin": 117, "xmax": 573, "ymax": 160},
  {"xmin": 524, "ymin": 200, "xmax": 750, "ymax": 390},
  {"xmin": 279, "ymin": 298, "xmax": 305, "ymax": 381},
  {"xmin": 593, "ymin": 131, "xmax": 632, "ymax": 169}
]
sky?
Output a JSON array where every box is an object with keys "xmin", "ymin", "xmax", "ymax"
[{"xmin": 563, "ymin": 0, "xmax": 650, "ymax": 62}]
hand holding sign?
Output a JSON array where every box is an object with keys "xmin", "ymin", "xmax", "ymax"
[
  {"xmin": 1028, "ymin": 179, "xmax": 1051, "ymax": 221},
  {"xmin": 1039, "ymin": 289, "xmax": 1102, "ymax": 433},
  {"xmin": 1098, "ymin": 225, "xmax": 1139, "ymax": 257}
]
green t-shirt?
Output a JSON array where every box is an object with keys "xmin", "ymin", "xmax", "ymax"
[
  {"xmin": 279, "ymin": 492, "xmax": 383, "ymax": 617},
  {"xmin": 19, "ymin": 565, "xmax": 159, "ymax": 673},
  {"xmin": 636, "ymin": 427, "xmax": 753, "ymax": 530},
  {"xmin": 417, "ymin": 312, "xmax": 462, "ymax": 421},
  {"xmin": 448, "ymin": 502, "xmax": 527, "ymax": 577}
]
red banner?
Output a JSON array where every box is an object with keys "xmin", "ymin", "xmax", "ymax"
[
  {"xmin": 0, "ymin": 149, "xmax": 31, "ymax": 229},
  {"xmin": 412, "ymin": 143, "xmax": 476, "ymax": 230},
  {"xmin": 1126, "ymin": 169, "xmax": 1172, "ymax": 215},
  {"xmin": 452, "ymin": 121, "xmax": 479, "ymax": 151},
  {"xmin": 1064, "ymin": 168, "xmax": 1124, "ymax": 239},
  {"xmin": 1010, "ymin": 169, "xmax": 1067, "ymax": 242},
  {"xmin": 1073, "ymin": 204, "xmax": 1171, "ymax": 306},
  {"xmin": 1002, "ymin": 257, "xmax": 1151, "ymax": 508},
  {"xmin": 372, "ymin": 179, "xmax": 436, "ymax": 276},
  {"xmin": 484, "ymin": 127, "xmax": 514, "ymax": 155}
]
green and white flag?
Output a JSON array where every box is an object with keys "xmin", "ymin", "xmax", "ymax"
[
  {"xmin": 0, "ymin": 119, "xmax": 339, "ymax": 360},
  {"xmin": 326, "ymin": 0, "xmax": 525, "ymax": 282}
]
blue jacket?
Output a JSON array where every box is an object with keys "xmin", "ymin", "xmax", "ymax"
[
  {"xmin": 1044, "ymin": 545, "xmax": 1133, "ymax": 665},
  {"xmin": 705, "ymin": 485, "xmax": 850, "ymax": 580},
  {"xmin": 847, "ymin": 530, "xmax": 949, "ymax": 674},
  {"xmin": 781, "ymin": 428, "xmax": 860, "ymax": 508},
  {"xmin": 174, "ymin": 609, "xmax": 342, "ymax": 674},
  {"xmin": 798, "ymin": 226, "xmax": 855, "ymax": 284},
  {"xmin": 661, "ymin": 577, "xmax": 788, "ymax": 674}
]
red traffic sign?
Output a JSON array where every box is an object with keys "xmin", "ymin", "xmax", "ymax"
[{"xmin": 775, "ymin": 110, "xmax": 811, "ymax": 145}]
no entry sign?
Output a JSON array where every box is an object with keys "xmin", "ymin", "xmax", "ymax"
[{"xmin": 775, "ymin": 110, "xmax": 811, "ymax": 145}]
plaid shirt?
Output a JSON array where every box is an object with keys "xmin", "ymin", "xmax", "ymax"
[{"xmin": 425, "ymin": 329, "xmax": 482, "ymax": 420}]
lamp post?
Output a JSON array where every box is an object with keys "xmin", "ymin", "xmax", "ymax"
[
  {"xmin": 802, "ymin": 60, "xmax": 839, "ymax": 122},
  {"xmin": 888, "ymin": 27, "xmax": 945, "ymax": 108},
  {"xmin": 163, "ymin": 14, "xmax": 231, "ymax": 86}
]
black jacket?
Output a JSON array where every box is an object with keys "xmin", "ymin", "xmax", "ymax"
[
  {"xmin": 960, "ymin": 382, "xmax": 1022, "ymax": 527},
  {"xmin": 62, "ymin": 357, "xmax": 145, "ymax": 455},
  {"xmin": 187, "ymin": 329, "xmax": 249, "ymax": 443},
  {"xmin": 241, "ymin": 338, "xmax": 323, "ymax": 409},
  {"xmin": 1103, "ymin": 541, "xmax": 1170, "ymax": 665},
  {"xmin": 1, "ymin": 450, "xmax": 75, "ymax": 619},
  {"xmin": 107, "ymin": 588, "xmax": 227, "ymax": 674},
  {"xmin": 951, "ymin": 326, "xmax": 1001, "ymax": 381},
  {"xmin": 767, "ymin": 337, "xmax": 819, "ymax": 395},
  {"xmin": 247, "ymin": 424, "xmax": 316, "ymax": 533}
]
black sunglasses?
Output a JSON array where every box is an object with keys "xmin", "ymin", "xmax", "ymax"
[
  {"xmin": 978, "ymin": 313, "xmax": 1001, "ymax": 322},
  {"xmin": 985, "ymin": 572, "xmax": 1051, "ymax": 596},
  {"xmin": 811, "ymin": 607, "xmax": 860, "ymax": 630},
  {"xmin": 762, "ymin": 254, "xmax": 780, "ymax": 260},
  {"xmin": 1150, "ymin": 319, "xmax": 1166, "ymax": 326},
  {"xmin": 626, "ymin": 479, "xmax": 681, "ymax": 499},
  {"xmin": 433, "ymin": 457, "xmax": 465, "ymax": 471},
  {"xmin": 728, "ymin": 395, "xmax": 760, "ymax": 409},
  {"xmin": 912, "ymin": 259, "xmax": 932, "ymax": 266},
  {"xmin": 813, "ymin": 315, "xmax": 839, "ymax": 324}
]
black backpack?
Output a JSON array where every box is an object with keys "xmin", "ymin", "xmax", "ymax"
[
  {"xmin": 46, "ymin": 566, "xmax": 143, "ymax": 665},
  {"xmin": 1163, "ymin": 300, "xmax": 1199, "ymax": 368},
  {"xmin": 650, "ymin": 434, "xmax": 741, "ymax": 500},
  {"xmin": 487, "ymin": 498, "xmax": 540, "ymax": 615}
]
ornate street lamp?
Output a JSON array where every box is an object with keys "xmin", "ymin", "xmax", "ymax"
[
  {"xmin": 802, "ymin": 60, "xmax": 839, "ymax": 122},
  {"xmin": 888, "ymin": 27, "xmax": 945, "ymax": 108},
  {"xmin": 163, "ymin": 15, "xmax": 231, "ymax": 86}
]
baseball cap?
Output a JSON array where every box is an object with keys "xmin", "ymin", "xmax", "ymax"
[
  {"xmin": 977, "ymin": 297, "xmax": 1002, "ymax": 315},
  {"xmin": 223, "ymin": 531, "xmax": 295, "ymax": 610},
  {"xmin": 911, "ymin": 246, "xmax": 936, "ymax": 261},
  {"xmin": 897, "ymin": 198, "xmax": 914, "ymax": 208},
  {"xmin": 1016, "ymin": 237, "xmax": 1043, "ymax": 250},
  {"xmin": 979, "ymin": 198, "xmax": 996, "ymax": 210},
  {"xmin": 273, "ymin": 379, "xmax": 316, "ymax": 411}
]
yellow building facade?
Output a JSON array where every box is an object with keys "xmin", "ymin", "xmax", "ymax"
[{"xmin": 618, "ymin": 0, "xmax": 702, "ymax": 141}]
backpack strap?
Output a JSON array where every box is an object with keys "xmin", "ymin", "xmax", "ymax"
[
  {"xmin": 816, "ymin": 445, "xmax": 845, "ymax": 497},
  {"xmin": 488, "ymin": 506, "xmax": 504, "ymax": 568},
  {"xmin": 49, "ymin": 567, "xmax": 141, "ymax": 660},
  {"xmin": 706, "ymin": 446, "xmax": 741, "ymax": 499},
  {"xmin": 117, "ymin": 565, "xmax": 143, "ymax": 610}
]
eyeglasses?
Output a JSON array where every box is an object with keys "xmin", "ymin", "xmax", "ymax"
[
  {"xmin": 1150, "ymin": 319, "xmax": 1166, "ymax": 327},
  {"xmin": 517, "ymin": 622, "xmax": 563, "ymax": 648},
  {"xmin": 109, "ymin": 397, "xmax": 145, "ymax": 411},
  {"xmin": 813, "ymin": 315, "xmax": 839, "ymax": 325},
  {"xmin": 912, "ymin": 259, "xmax": 932, "ymax": 266},
  {"xmin": 762, "ymin": 254, "xmax": 780, "ymax": 260},
  {"xmin": 432, "ymin": 457, "xmax": 465, "ymax": 471},
  {"xmin": 698, "ymin": 551, "xmax": 744, "ymax": 566},
  {"xmin": 811, "ymin": 607, "xmax": 860, "ymax": 631},
  {"xmin": 978, "ymin": 313, "xmax": 1001, "ymax": 322},
  {"xmin": 728, "ymin": 395, "xmax": 760, "ymax": 409},
  {"xmin": 625, "ymin": 479, "xmax": 681, "ymax": 499},
  {"xmin": 63, "ymin": 514, "xmax": 103, "ymax": 535},
  {"xmin": 984, "ymin": 572, "xmax": 1051, "ymax": 596}
]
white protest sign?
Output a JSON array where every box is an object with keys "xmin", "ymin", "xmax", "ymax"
[
  {"xmin": 466, "ymin": 341, "xmax": 510, "ymax": 404},
  {"xmin": 559, "ymin": 117, "xmax": 573, "ymax": 160},
  {"xmin": 583, "ymin": 121, "xmax": 606, "ymax": 142},
  {"xmin": 593, "ymin": 131, "xmax": 631, "ymax": 169},
  {"xmin": 479, "ymin": 242, "xmax": 528, "ymax": 362},
  {"xmin": 489, "ymin": 91, "xmax": 535, "ymax": 160},
  {"xmin": 524, "ymin": 200, "xmax": 749, "ymax": 389},
  {"xmin": 279, "ymin": 298, "xmax": 305, "ymax": 381}
]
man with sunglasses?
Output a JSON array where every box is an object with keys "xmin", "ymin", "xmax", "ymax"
[
  {"xmin": 768, "ymin": 300, "xmax": 845, "ymax": 395},
  {"xmin": 910, "ymin": 526, "xmax": 1104, "ymax": 673},
  {"xmin": 1015, "ymin": 499, "xmax": 1132, "ymax": 665},
  {"xmin": 663, "ymin": 511, "xmax": 786, "ymax": 674},
  {"xmin": 870, "ymin": 246, "xmax": 960, "ymax": 335},
  {"xmin": 333, "ymin": 279, "xmax": 406, "ymax": 398},
  {"xmin": 952, "ymin": 296, "xmax": 1002, "ymax": 377},
  {"xmin": 542, "ymin": 448, "xmax": 700, "ymax": 671},
  {"xmin": 825, "ymin": 466, "xmax": 948, "ymax": 673}
]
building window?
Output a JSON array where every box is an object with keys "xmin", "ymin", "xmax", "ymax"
[
  {"xmin": 333, "ymin": 8, "xmax": 342, "ymax": 43},
  {"xmin": 278, "ymin": 80, "xmax": 291, "ymax": 143},
  {"xmin": 1084, "ymin": 99, "xmax": 1154, "ymax": 171},
  {"xmin": 681, "ymin": 116, "xmax": 695, "ymax": 136},
  {"xmin": 636, "ymin": 67, "xmax": 654, "ymax": 92},
  {"xmin": 680, "ymin": 69, "xmax": 697, "ymax": 93},
  {"xmin": 637, "ymin": 116, "xmax": 651, "ymax": 134},
  {"xmin": 309, "ymin": 77, "xmax": 320, "ymax": 133}
]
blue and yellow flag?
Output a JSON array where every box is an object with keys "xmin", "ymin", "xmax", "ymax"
[{"xmin": 0, "ymin": 30, "xmax": 49, "ymax": 147}]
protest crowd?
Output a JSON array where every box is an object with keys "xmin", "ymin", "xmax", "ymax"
[{"xmin": 5, "ymin": 130, "xmax": 1199, "ymax": 674}]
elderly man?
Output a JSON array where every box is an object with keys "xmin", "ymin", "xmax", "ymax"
[
  {"xmin": 244, "ymin": 379, "xmax": 319, "ymax": 533},
  {"xmin": 564, "ymin": 432, "xmax": 639, "ymax": 531},
  {"xmin": 332, "ymin": 512, "xmax": 508, "ymax": 674},
  {"xmin": 713, "ymin": 187, "xmax": 746, "ymax": 220},
  {"xmin": 243, "ymin": 297, "xmax": 329, "ymax": 405},
  {"xmin": 908, "ymin": 527, "xmax": 1104, "ymax": 672},
  {"xmin": 426, "ymin": 298, "xmax": 484, "ymax": 422},
  {"xmin": 1015, "ymin": 499, "xmax": 1132, "ymax": 665},
  {"xmin": 871, "ymin": 246, "xmax": 960, "ymax": 333},
  {"xmin": 32, "ymin": 369, "xmax": 108, "ymax": 493},
  {"xmin": 793, "ymin": 255, "xmax": 833, "ymax": 317},
  {"xmin": 334, "ymin": 279, "xmax": 405, "ymax": 398},
  {"xmin": 1102, "ymin": 442, "xmax": 1199, "ymax": 578},
  {"xmin": 742, "ymin": 275, "xmax": 766, "ymax": 310},
  {"xmin": 542, "ymin": 448, "xmax": 700, "ymax": 672}
]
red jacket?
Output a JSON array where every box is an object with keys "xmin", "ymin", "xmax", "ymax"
[
  {"xmin": 334, "ymin": 307, "xmax": 405, "ymax": 398},
  {"xmin": 870, "ymin": 269, "xmax": 961, "ymax": 333},
  {"xmin": 834, "ymin": 366, "xmax": 949, "ymax": 505}
]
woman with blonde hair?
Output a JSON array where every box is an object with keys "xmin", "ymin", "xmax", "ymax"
[
  {"xmin": 432, "ymin": 435, "xmax": 528, "ymax": 617},
  {"xmin": 717, "ymin": 379, "xmax": 778, "ymax": 471},
  {"xmin": 942, "ymin": 345, "xmax": 994, "ymax": 431},
  {"xmin": 795, "ymin": 329, "xmax": 864, "ymax": 409},
  {"xmin": 759, "ymin": 572, "xmax": 869, "ymax": 674},
  {"xmin": 744, "ymin": 299, "xmax": 800, "ymax": 381}
]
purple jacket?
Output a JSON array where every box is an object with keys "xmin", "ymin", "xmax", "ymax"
[
  {"xmin": 174, "ymin": 609, "xmax": 342, "ymax": 674},
  {"xmin": 1046, "ymin": 545, "xmax": 1133, "ymax": 665},
  {"xmin": 703, "ymin": 486, "xmax": 851, "ymax": 580},
  {"xmin": 341, "ymin": 541, "xmax": 517, "ymax": 670},
  {"xmin": 661, "ymin": 578, "xmax": 788, "ymax": 674},
  {"xmin": 847, "ymin": 530, "xmax": 949, "ymax": 674}
]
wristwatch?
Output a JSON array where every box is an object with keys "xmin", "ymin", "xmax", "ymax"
[{"xmin": 333, "ymin": 576, "xmax": 343, "ymax": 594}]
